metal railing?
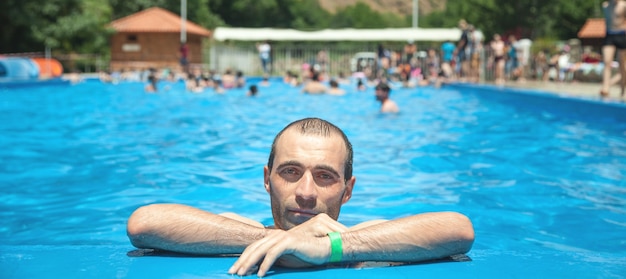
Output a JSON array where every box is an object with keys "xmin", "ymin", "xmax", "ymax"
[
  {"xmin": 208, "ymin": 43, "xmax": 380, "ymax": 77},
  {"xmin": 206, "ymin": 42, "xmax": 597, "ymax": 84},
  {"xmin": 5, "ymin": 42, "xmax": 597, "ymax": 84}
]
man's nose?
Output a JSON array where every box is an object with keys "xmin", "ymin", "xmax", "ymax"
[{"xmin": 295, "ymin": 171, "xmax": 317, "ymax": 200}]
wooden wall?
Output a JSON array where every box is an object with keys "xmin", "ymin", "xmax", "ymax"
[{"xmin": 109, "ymin": 32, "xmax": 204, "ymax": 72}]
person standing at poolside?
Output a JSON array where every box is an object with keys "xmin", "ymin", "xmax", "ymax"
[
  {"xmin": 257, "ymin": 41, "xmax": 272, "ymax": 74},
  {"xmin": 490, "ymin": 34, "xmax": 506, "ymax": 85},
  {"xmin": 441, "ymin": 40, "xmax": 456, "ymax": 80},
  {"xmin": 467, "ymin": 25, "xmax": 484, "ymax": 83},
  {"xmin": 180, "ymin": 42, "xmax": 189, "ymax": 74},
  {"xmin": 506, "ymin": 35, "xmax": 521, "ymax": 81},
  {"xmin": 454, "ymin": 19, "xmax": 470, "ymax": 81},
  {"xmin": 127, "ymin": 118, "xmax": 474, "ymax": 277},
  {"xmin": 375, "ymin": 83, "xmax": 399, "ymax": 113},
  {"xmin": 600, "ymin": 0, "xmax": 626, "ymax": 98}
]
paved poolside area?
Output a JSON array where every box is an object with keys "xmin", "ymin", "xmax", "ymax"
[{"xmin": 496, "ymin": 80, "xmax": 626, "ymax": 101}]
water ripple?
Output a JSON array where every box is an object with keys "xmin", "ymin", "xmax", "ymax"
[{"xmin": 0, "ymin": 81, "xmax": 625, "ymax": 256}]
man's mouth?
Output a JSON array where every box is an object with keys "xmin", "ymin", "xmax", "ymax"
[{"xmin": 288, "ymin": 209, "xmax": 317, "ymax": 217}]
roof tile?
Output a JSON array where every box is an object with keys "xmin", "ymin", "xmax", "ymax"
[
  {"xmin": 578, "ymin": 18, "xmax": 605, "ymax": 39},
  {"xmin": 109, "ymin": 7, "xmax": 211, "ymax": 37}
]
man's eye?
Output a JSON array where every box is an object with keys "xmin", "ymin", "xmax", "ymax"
[
  {"xmin": 281, "ymin": 168, "xmax": 298, "ymax": 175},
  {"xmin": 318, "ymin": 173, "xmax": 333, "ymax": 180}
]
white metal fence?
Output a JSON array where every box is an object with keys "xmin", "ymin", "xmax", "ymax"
[
  {"xmin": 206, "ymin": 41, "xmax": 592, "ymax": 84},
  {"xmin": 208, "ymin": 43, "xmax": 383, "ymax": 77},
  {"xmin": 8, "ymin": 41, "xmax": 594, "ymax": 84}
]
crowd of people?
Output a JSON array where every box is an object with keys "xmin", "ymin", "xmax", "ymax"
[
  {"xmin": 357, "ymin": 19, "xmax": 606, "ymax": 88},
  {"xmin": 98, "ymin": 29, "xmax": 590, "ymax": 114},
  {"xmin": 97, "ymin": 61, "xmax": 401, "ymax": 114},
  {"xmin": 97, "ymin": 6, "xmax": 626, "ymax": 114}
]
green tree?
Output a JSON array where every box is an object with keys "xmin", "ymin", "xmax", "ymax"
[
  {"xmin": 109, "ymin": 0, "xmax": 167, "ymax": 19},
  {"xmin": 32, "ymin": 0, "xmax": 112, "ymax": 53},
  {"xmin": 208, "ymin": 0, "xmax": 330, "ymax": 29},
  {"xmin": 0, "ymin": 0, "xmax": 605, "ymax": 56},
  {"xmin": 421, "ymin": 0, "xmax": 597, "ymax": 40},
  {"xmin": 0, "ymin": 0, "xmax": 42, "ymax": 52},
  {"xmin": 330, "ymin": 2, "xmax": 403, "ymax": 28},
  {"xmin": 0, "ymin": 0, "xmax": 112, "ymax": 54},
  {"xmin": 161, "ymin": 0, "xmax": 224, "ymax": 29},
  {"xmin": 283, "ymin": 0, "xmax": 331, "ymax": 29}
]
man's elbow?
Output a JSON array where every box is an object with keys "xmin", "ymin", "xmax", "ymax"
[
  {"xmin": 448, "ymin": 212, "xmax": 475, "ymax": 254},
  {"xmin": 127, "ymin": 204, "xmax": 160, "ymax": 248}
]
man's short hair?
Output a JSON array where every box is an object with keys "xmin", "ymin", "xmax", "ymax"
[
  {"xmin": 375, "ymin": 82, "xmax": 391, "ymax": 93},
  {"xmin": 267, "ymin": 118, "xmax": 353, "ymax": 182}
]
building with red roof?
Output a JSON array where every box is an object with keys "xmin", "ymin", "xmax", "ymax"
[
  {"xmin": 577, "ymin": 18, "xmax": 605, "ymax": 49},
  {"xmin": 108, "ymin": 7, "xmax": 211, "ymax": 72}
]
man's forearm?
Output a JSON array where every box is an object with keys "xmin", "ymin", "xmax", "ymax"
[
  {"xmin": 127, "ymin": 204, "xmax": 269, "ymax": 255},
  {"xmin": 340, "ymin": 212, "xmax": 474, "ymax": 263}
]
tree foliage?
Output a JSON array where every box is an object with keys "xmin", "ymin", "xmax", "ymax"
[
  {"xmin": 330, "ymin": 3, "xmax": 406, "ymax": 28},
  {"xmin": 420, "ymin": 0, "xmax": 598, "ymax": 40},
  {"xmin": 0, "ymin": 0, "xmax": 604, "ymax": 54}
]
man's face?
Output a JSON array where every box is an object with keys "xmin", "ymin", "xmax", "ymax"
[
  {"xmin": 264, "ymin": 129, "xmax": 355, "ymax": 230},
  {"xmin": 375, "ymin": 88, "xmax": 387, "ymax": 102}
]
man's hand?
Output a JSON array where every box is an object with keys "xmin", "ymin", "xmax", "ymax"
[
  {"xmin": 287, "ymin": 213, "xmax": 348, "ymax": 237},
  {"xmin": 227, "ymin": 214, "xmax": 346, "ymax": 277}
]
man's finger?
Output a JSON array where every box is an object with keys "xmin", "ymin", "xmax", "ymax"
[
  {"xmin": 257, "ymin": 242, "xmax": 289, "ymax": 277},
  {"xmin": 228, "ymin": 234, "xmax": 272, "ymax": 274},
  {"xmin": 231, "ymin": 232, "xmax": 285, "ymax": 275}
]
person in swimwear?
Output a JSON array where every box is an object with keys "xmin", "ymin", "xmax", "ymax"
[
  {"xmin": 144, "ymin": 68, "xmax": 158, "ymax": 93},
  {"xmin": 601, "ymin": 0, "xmax": 626, "ymax": 97},
  {"xmin": 221, "ymin": 69, "xmax": 236, "ymax": 89},
  {"xmin": 454, "ymin": 19, "xmax": 470, "ymax": 80},
  {"xmin": 127, "ymin": 117, "xmax": 474, "ymax": 277},
  {"xmin": 301, "ymin": 71, "xmax": 328, "ymax": 94},
  {"xmin": 326, "ymin": 79, "xmax": 346, "ymax": 95},
  {"xmin": 375, "ymin": 82, "xmax": 400, "ymax": 113},
  {"xmin": 246, "ymin": 85, "xmax": 258, "ymax": 97},
  {"xmin": 490, "ymin": 34, "xmax": 506, "ymax": 85}
]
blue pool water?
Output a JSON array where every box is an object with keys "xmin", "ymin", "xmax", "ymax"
[{"xmin": 1, "ymin": 78, "xmax": 626, "ymax": 278}]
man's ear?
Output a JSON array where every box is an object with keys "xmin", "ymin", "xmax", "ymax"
[
  {"xmin": 264, "ymin": 165, "xmax": 271, "ymax": 194},
  {"xmin": 342, "ymin": 176, "xmax": 356, "ymax": 204}
]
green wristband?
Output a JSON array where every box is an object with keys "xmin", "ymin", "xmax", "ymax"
[{"xmin": 327, "ymin": 231, "xmax": 343, "ymax": 263}]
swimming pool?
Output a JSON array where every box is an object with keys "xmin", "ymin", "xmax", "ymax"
[{"xmin": 1, "ymin": 78, "xmax": 625, "ymax": 278}]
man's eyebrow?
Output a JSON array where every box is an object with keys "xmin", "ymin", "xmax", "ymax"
[
  {"xmin": 314, "ymin": 164, "xmax": 341, "ymax": 178},
  {"xmin": 276, "ymin": 160, "xmax": 304, "ymax": 170},
  {"xmin": 275, "ymin": 161, "xmax": 341, "ymax": 178}
]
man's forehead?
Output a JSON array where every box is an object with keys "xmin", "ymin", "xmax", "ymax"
[
  {"xmin": 278, "ymin": 128, "xmax": 340, "ymax": 142},
  {"xmin": 275, "ymin": 129, "xmax": 346, "ymax": 154}
]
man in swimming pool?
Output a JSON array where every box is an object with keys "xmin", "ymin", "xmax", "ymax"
[
  {"xmin": 375, "ymin": 82, "xmax": 400, "ymax": 113},
  {"xmin": 127, "ymin": 117, "xmax": 474, "ymax": 277}
]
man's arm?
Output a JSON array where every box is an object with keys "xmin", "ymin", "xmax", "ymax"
[
  {"xmin": 229, "ymin": 212, "xmax": 474, "ymax": 277},
  {"xmin": 127, "ymin": 203, "xmax": 269, "ymax": 255},
  {"xmin": 340, "ymin": 212, "xmax": 473, "ymax": 263}
]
